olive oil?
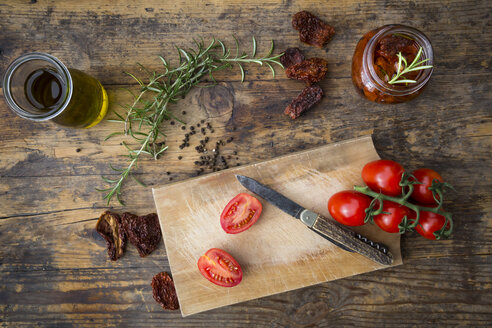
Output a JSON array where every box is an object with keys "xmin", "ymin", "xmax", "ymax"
[
  {"xmin": 4, "ymin": 52, "xmax": 109, "ymax": 128},
  {"xmin": 23, "ymin": 68, "xmax": 108, "ymax": 128},
  {"xmin": 25, "ymin": 68, "xmax": 66, "ymax": 111},
  {"xmin": 51, "ymin": 68, "xmax": 108, "ymax": 128}
]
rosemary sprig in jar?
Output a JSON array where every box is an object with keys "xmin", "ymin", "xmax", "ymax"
[
  {"xmin": 388, "ymin": 47, "xmax": 433, "ymax": 84},
  {"xmin": 98, "ymin": 36, "xmax": 284, "ymax": 205}
]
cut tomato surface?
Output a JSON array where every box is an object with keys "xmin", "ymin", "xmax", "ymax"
[
  {"xmin": 220, "ymin": 193, "xmax": 262, "ymax": 234},
  {"xmin": 197, "ymin": 248, "xmax": 243, "ymax": 287}
]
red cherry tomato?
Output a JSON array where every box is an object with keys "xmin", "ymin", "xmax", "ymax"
[
  {"xmin": 220, "ymin": 193, "xmax": 262, "ymax": 234},
  {"xmin": 328, "ymin": 190, "xmax": 372, "ymax": 226},
  {"xmin": 411, "ymin": 168, "xmax": 444, "ymax": 204},
  {"xmin": 414, "ymin": 209, "xmax": 448, "ymax": 240},
  {"xmin": 373, "ymin": 200, "xmax": 415, "ymax": 233},
  {"xmin": 197, "ymin": 248, "xmax": 243, "ymax": 287},
  {"xmin": 362, "ymin": 160, "xmax": 405, "ymax": 196}
]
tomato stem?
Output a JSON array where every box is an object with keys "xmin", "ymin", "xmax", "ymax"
[{"xmin": 353, "ymin": 185, "xmax": 454, "ymax": 238}]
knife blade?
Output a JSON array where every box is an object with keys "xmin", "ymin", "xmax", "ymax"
[{"xmin": 236, "ymin": 175, "xmax": 393, "ymax": 265}]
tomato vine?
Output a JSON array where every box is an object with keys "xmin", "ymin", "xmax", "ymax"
[{"xmin": 354, "ymin": 173, "xmax": 454, "ymax": 240}]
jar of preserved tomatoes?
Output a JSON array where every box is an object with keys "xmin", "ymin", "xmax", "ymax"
[{"xmin": 352, "ymin": 25, "xmax": 434, "ymax": 103}]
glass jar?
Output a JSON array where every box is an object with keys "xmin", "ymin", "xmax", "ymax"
[
  {"xmin": 352, "ymin": 25, "xmax": 434, "ymax": 103},
  {"xmin": 3, "ymin": 52, "xmax": 108, "ymax": 128}
]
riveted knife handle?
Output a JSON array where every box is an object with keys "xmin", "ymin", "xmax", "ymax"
[{"xmin": 311, "ymin": 215, "xmax": 393, "ymax": 265}]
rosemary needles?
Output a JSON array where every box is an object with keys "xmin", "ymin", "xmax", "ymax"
[
  {"xmin": 388, "ymin": 47, "xmax": 433, "ymax": 84},
  {"xmin": 99, "ymin": 36, "xmax": 284, "ymax": 205}
]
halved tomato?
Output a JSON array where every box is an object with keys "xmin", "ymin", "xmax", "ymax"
[
  {"xmin": 197, "ymin": 248, "xmax": 243, "ymax": 287},
  {"xmin": 220, "ymin": 193, "xmax": 262, "ymax": 234}
]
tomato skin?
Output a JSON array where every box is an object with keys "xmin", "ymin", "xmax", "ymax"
[
  {"xmin": 373, "ymin": 200, "xmax": 415, "ymax": 233},
  {"xmin": 411, "ymin": 168, "xmax": 444, "ymax": 204},
  {"xmin": 414, "ymin": 209, "xmax": 447, "ymax": 240},
  {"xmin": 220, "ymin": 193, "xmax": 262, "ymax": 234},
  {"xmin": 362, "ymin": 160, "xmax": 405, "ymax": 196},
  {"xmin": 328, "ymin": 190, "xmax": 372, "ymax": 226},
  {"xmin": 197, "ymin": 248, "xmax": 243, "ymax": 287}
]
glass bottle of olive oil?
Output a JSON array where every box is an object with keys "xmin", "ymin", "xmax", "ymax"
[{"xmin": 3, "ymin": 53, "xmax": 108, "ymax": 128}]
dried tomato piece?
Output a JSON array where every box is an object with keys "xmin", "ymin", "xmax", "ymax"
[
  {"xmin": 374, "ymin": 56, "xmax": 394, "ymax": 81},
  {"xmin": 286, "ymin": 58, "xmax": 329, "ymax": 85},
  {"xmin": 151, "ymin": 272, "xmax": 179, "ymax": 310},
  {"xmin": 96, "ymin": 211, "xmax": 126, "ymax": 261},
  {"xmin": 284, "ymin": 85, "xmax": 323, "ymax": 119},
  {"xmin": 292, "ymin": 11, "xmax": 335, "ymax": 48},
  {"xmin": 280, "ymin": 47, "xmax": 305, "ymax": 69},
  {"xmin": 376, "ymin": 35, "xmax": 415, "ymax": 58},
  {"xmin": 121, "ymin": 213, "xmax": 162, "ymax": 257}
]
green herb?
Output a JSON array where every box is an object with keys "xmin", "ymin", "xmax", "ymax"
[
  {"xmin": 387, "ymin": 47, "xmax": 433, "ymax": 85},
  {"xmin": 98, "ymin": 36, "xmax": 284, "ymax": 205}
]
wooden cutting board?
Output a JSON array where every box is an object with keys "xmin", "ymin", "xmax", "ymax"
[{"xmin": 152, "ymin": 136, "xmax": 402, "ymax": 316}]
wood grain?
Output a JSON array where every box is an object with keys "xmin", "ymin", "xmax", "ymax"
[
  {"xmin": 0, "ymin": 0, "xmax": 491, "ymax": 326},
  {"xmin": 153, "ymin": 136, "xmax": 401, "ymax": 316}
]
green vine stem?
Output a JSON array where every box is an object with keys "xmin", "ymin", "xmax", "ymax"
[{"xmin": 354, "ymin": 177, "xmax": 454, "ymax": 239}]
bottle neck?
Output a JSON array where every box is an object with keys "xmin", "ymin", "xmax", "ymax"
[
  {"xmin": 3, "ymin": 52, "xmax": 73, "ymax": 121},
  {"xmin": 362, "ymin": 25, "xmax": 434, "ymax": 96}
]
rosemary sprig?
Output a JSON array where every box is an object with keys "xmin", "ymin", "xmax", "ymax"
[
  {"xmin": 99, "ymin": 36, "xmax": 284, "ymax": 205},
  {"xmin": 388, "ymin": 47, "xmax": 433, "ymax": 84}
]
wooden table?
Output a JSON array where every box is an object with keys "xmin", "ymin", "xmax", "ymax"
[{"xmin": 1, "ymin": 0, "xmax": 490, "ymax": 326}]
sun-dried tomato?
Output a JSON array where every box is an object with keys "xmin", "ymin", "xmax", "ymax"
[
  {"xmin": 286, "ymin": 58, "xmax": 329, "ymax": 85},
  {"xmin": 292, "ymin": 11, "xmax": 335, "ymax": 48},
  {"xmin": 280, "ymin": 47, "xmax": 305, "ymax": 69},
  {"xmin": 121, "ymin": 213, "xmax": 162, "ymax": 257},
  {"xmin": 376, "ymin": 34, "xmax": 415, "ymax": 59},
  {"xmin": 284, "ymin": 85, "xmax": 323, "ymax": 119},
  {"xmin": 151, "ymin": 272, "xmax": 179, "ymax": 310},
  {"xmin": 96, "ymin": 211, "xmax": 126, "ymax": 261}
]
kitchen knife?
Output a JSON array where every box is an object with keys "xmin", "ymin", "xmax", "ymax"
[{"xmin": 236, "ymin": 175, "xmax": 393, "ymax": 265}]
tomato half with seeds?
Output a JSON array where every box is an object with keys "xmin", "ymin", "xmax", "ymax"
[
  {"xmin": 197, "ymin": 248, "xmax": 243, "ymax": 287},
  {"xmin": 220, "ymin": 193, "xmax": 262, "ymax": 234}
]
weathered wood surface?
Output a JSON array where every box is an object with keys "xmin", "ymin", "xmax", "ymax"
[
  {"xmin": 153, "ymin": 137, "xmax": 402, "ymax": 316},
  {"xmin": 0, "ymin": 0, "xmax": 491, "ymax": 327}
]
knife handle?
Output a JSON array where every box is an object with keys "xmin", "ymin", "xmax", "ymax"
[{"xmin": 311, "ymin": 214, "xmax": 394, "ymax": 265}]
